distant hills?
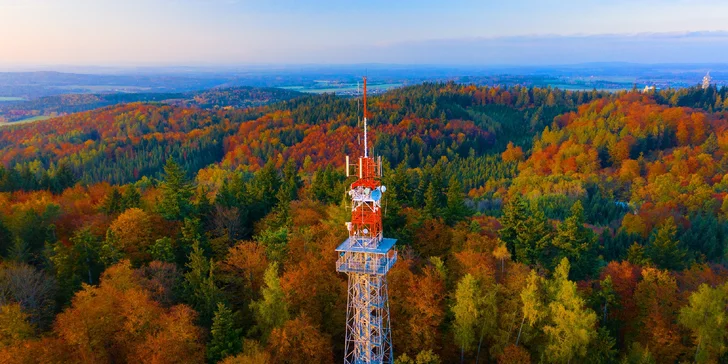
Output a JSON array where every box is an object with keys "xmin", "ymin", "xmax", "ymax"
[{"xmin": 0, "ymin": 87, "xmax": 302, "ymax": 123}]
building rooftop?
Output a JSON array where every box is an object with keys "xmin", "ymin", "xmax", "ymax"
[{"xmin": 336, "ymin": 237, "xmax": 397, "ymax": 254}]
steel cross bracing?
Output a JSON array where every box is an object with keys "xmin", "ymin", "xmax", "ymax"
[
  {"xmin": 343, "ymin": 274, "xmax": 393, "ymax": 364},
  {"xmin": 336, "ymin": 165, "xmax": 396, "ymax": 364},
  {"xmin": 336, "ymin": 76, "xmax": 396, "ymax": 364}
]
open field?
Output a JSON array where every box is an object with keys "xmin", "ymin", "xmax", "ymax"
[
  {"xmin": 0, "ymin": 115, "xmax": 53, "ymax": 127},
  {"xmin": 51, "ymin": 85, "xmax": 153, "ymax": 92}
]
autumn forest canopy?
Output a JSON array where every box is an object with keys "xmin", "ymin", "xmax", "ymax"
[{"xmin": 3, "ymin": 82, "xmax": 728, "ymax": 363}]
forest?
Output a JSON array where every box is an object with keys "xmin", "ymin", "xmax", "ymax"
[
  {"xmin": 2, "ymin": 82, "xmax": 728, "ymax": 363},
  {"xmin": 0, "ymin": 86, "xmax": 301, "ymax": 123}
]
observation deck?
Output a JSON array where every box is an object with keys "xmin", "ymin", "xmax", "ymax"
[{"xmin": 336, "ymin": 237, "xmax": 397, "ymax": 275}]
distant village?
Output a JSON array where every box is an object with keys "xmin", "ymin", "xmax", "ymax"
[{"xmin": 642, "ymin": 71, "xmax": 715, "ymax": 93}]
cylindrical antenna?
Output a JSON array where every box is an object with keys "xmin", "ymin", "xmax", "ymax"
[{"xmin": 363, "ymin": 77, "xmax": 368, "ymax": 120}]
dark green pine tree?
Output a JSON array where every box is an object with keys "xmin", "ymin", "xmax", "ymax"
[
  {"xmin": 271, "ymin": 186, "xmax": 292, "ymax": 230},
  {"xmin": 500, "ymin": 196, "xmax": 529, "ymax": 257},
  {"xmin": 602, "ymin": 229, "xmax": 642, "ymax": 262},
  {"xmin": 679, "ymin": 213, "xmax": 726, "ymax": 262},
  {"xmin": 183, "ymin": 240, "xmax": 221, "ymax": 326},
  {"xmin": 18, "ymin": 165, "xmax": 37, "ymax": 191},
  {"xmin": 445, "ymin": 177, "xmax": 471, "ymax": 225},
  {"xmin": 101, "ymin": 187, "xmax": 123, "ymax": 215},
  {"xmin": 39, "ymin": 170, "xmax": 52, "ymax": 192},
  {"xmin": 52, "ymin": 163, "xmax": 77, "ymax": 193},
  {"xmin": 550, "ymin": 201, "xmax": 598, "ymax": 280},
  {"xmin": 281, "ymin": 159, "xmax": 302, "ymax": 202},
  {"xmin": 49, "ymin": 227, "xmax": 105, "ymax": 303},
  {"xmin": 309, "ymin": 168, "xmax": 326, "ymax": 203},
  {"xmin": 215, "ymin": 180, "xmax": 237, "ymax": 208},
  {"xmin": 647, "ymin": 217, "xmax": 686, "ymax": 270},
  {"xmin": 586, "ymin": 327, "xmax": 618, "ymax": 364},
  {"xmin": 148, "ymin": 237, "xmax": 175, "ymax": 263},
  {"xmin": 207, "ymin": 302, "xmax": 243, "ymax": 363},
  {"xmin": 180, "ymin": 217, "xmax": 210, "ymax": 258},
  {"xmin": 626, "ymin": 243, "xmax": 650, "ymax": 266},
  {"xmin": 429, "ymin": 165, "xmax": 446, "ymax": 208},
  {"xmin": 413, "ymin": 168, "xmax": 431, "ymax": 208},
  {"xmin": 158, "ymin": 159, "xmax": 194, "ymax": 221},
  {"xmin": 121, "ymin": 184, "xmax": 141, "ymax": 210},
  {"xmin": 423, "ymin": 182, "xmax": 441, "ymax": 219},
  {"xmin": 518, "ymin": 205, "xmax": 554, "ymax": 267},
  {"xmin": 195, "ymin": 187, "xmax": 213, "ymax": 229},
  {"xmin": 250, "ymin": 161, "xmax": 282, "ymax": 218},
  {"xmin": 381, "ymin": 165, "xmax": 407, "ymax": 241},
  {"xmin": 388, "ymin": 162, "xmax": 412, "ymax": 206},
  {"xmin": 321, "ymin": 165, "xmax": 345, "ymax": 204}
]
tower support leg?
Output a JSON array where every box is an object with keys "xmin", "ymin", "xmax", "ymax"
[{"xmin": 343, "ymin": 273, "xmax": 393, "ymax": 364}]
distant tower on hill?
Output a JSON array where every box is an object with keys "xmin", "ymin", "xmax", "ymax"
[
  {"xmin": 703, "ymin": 72, "xmax": 712, "ymax": 89},
  {"xmin": 336, "ymin": 77, "xmax": 397, "ymax": 364}
]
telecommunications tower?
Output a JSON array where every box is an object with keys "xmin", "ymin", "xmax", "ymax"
[
  {"xmin": 703, "ymin": 72, "xmax": 712, "ymax": 90},
  {"xmin": 336, "ymin": 77, "xmax": 397, "ymax": 364}
]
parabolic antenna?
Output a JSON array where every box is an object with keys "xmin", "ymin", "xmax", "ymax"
[{"xmin": 371, "ymin": 189, "xmax": 382, "ymax": 201}]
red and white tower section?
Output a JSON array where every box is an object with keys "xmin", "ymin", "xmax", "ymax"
[{"xmin": 336, "ymin": 77, "xmax": 397, "ymax": 364}]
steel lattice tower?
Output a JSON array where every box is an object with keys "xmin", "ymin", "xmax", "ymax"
[{"xmin": 336, "ymin": 77, "xmax": 397, "ymax": 364}]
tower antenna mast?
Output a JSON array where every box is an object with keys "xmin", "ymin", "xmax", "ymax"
[
  {"xmin": 363, "ymin": 76, "xmax": 368, "ymax": 158},
  {"xmin": 337, "ymin": 76, "xmax": 396, "ymax": 364}
]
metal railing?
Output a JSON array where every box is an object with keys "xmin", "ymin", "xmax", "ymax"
[{"xmin": 336, "ymin": 251, "xmax": 397, "ymax": 275}]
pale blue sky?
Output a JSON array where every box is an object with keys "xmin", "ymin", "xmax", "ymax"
[{"xmin": 1, "ymin": 0, "xmax": 727, "ymax": 65}]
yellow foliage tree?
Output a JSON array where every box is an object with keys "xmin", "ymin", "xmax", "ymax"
[{"xmin": 107, "ymin": 208, "xmax": 155, "ymax": 265}]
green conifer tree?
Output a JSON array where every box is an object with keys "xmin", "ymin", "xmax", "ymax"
[
  {"xmin": 148, "ymin": 237, "xmax": 175, "ymax": 263},
  {"xmin": 121, "ymin": 184, "xmax": 141, "ymax": 210},
  {"xmin": 158, "ymin": 159, "xmax": 194, "ymax": 221},
  {"xmin": 49, "ymin": 227, "xmax": 104, "ymax": 303},
  {"xmin": 500, "ymin": 196, "xmax": 529, "ymax": 257},
  {"xmin": 207, "ymin": 302, "xmax": 243, "ymax": 363},
  {"xmin": 445, "ymin": 177, "xmax": 471, "ymax": 225},
  {"xmin": 183, "ymin": 241, "xmax": 220, "ymax": 325},
  {"xmin": 282, "ymin": 160, "xmax": 302, "ymax": 202},
  {"xmin": 626, "ymin": 243, "xmax": 650, "ymax": 266},
  {"xmin": 647, "ymin": 217, "xmax": 686, "ymax": 270},
  {"xmin": 550, "ymin": 201, "xmax": 598, "ymax": 279},
  {"xmin": 518, "ymin": 205, "xmax": 554, "ymax": 267},
  {"xmin": 101, "ymin": 187, "xmax": 123, "ymax": 215},
  {"xmin": 423, "ymin": 183, "xmax": 441, "ymax": 219}
]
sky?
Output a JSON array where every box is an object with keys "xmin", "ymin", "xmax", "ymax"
[{"xmin": 1, "ymin": 0, "xmax": 728, "ymax": 66}]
